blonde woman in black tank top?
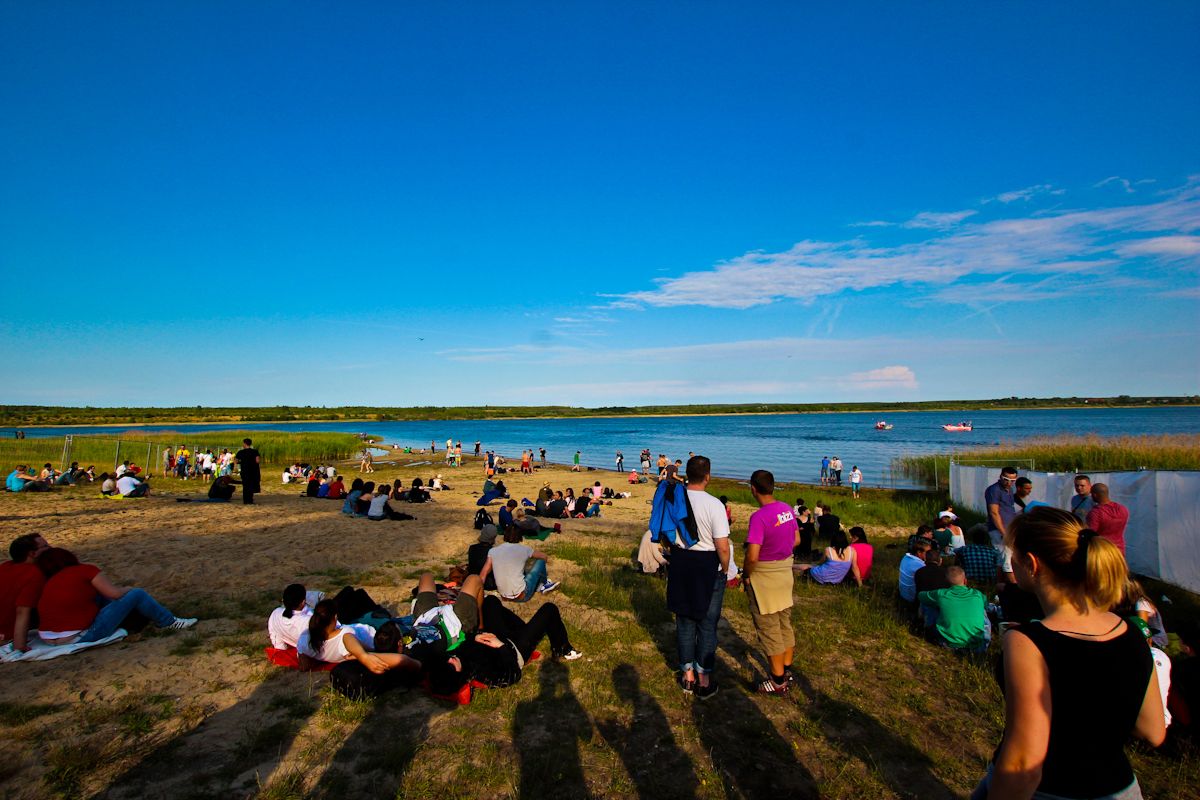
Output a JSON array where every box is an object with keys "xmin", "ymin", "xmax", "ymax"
[{"xmin": 975, "ymin": 507, "xmax": 1165, "ymax": 800}]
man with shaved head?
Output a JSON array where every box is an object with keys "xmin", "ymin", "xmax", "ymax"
[{"xmin": 1086, "ymin": 483, "xmax": 1130, "ymax": 557}]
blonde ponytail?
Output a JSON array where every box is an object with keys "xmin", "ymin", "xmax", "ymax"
[{"xmin": 1007, "ymin": 507, "xmax": 1129, "ymax": 611}]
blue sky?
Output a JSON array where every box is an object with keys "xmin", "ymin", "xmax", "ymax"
[{"xmin": 2, "ymin": 3, "xmax": 1197, "ymax": 407}]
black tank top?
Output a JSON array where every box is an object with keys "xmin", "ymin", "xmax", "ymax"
[{"xmin": 997, "ymin": 620, "xmax": 1152, "ymax": 797}]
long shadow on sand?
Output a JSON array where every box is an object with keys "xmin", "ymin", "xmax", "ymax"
[
  {"xmin": 595, "ymin": 663, "xmax": 700, "ymax": 800},
  {"xmin": 627, "ymin": 577, "xmax": 819, "ymax": 799},
  {"xmin": 512, "ymin": 659, "xmax": 594, "ymax": 800}
]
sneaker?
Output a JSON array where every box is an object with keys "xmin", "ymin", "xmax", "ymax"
[
  {"xmin": 169, "ymin": 617, "xmax": 198, "ymax": 630},
  {"xmin": 539, "ymin": 580, "xmax": 560, "ymax": 594},
  {"xmin": 756, "ymin": 678, "xmax": 789, "ymax": 696},
  {"xmin": 678, "ymin": 673, "xmax": 696, "ymax": 695},
  {"xmin": 783, "ymin": 666, "xmax": 796, "ymax": 684},
  {"xmin": 695, "ymin": 680, "xmax": 720, "ymax": 700},
  {"xmin": 553, "ymin": 523, "xmax": 562, "ymax": 533},
  {"xmin": 560, "ymin": 649, "xmax": 584, "ymax": 661}
]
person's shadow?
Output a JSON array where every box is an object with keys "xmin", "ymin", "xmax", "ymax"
[
  {"xmin": 512, "ymin": 659, "xmax": 594, "ymax": 800},
  {"xmin": 627, "ymin": 579, "xmax": 819, "ymax": 798},
  {"xmin": 723, "ymin": 623, "xmax": 962, "ymax": 800},
  {"xmin": 595, "ymin": 663, "xmax": 700, "ymax": 800}
]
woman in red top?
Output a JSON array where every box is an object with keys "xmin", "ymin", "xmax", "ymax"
[{"xmin": 36, "ymin": 548, "xmax": 196, "ymax": 645}]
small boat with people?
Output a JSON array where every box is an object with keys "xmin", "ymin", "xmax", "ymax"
[
  {"xmin": 942, "ymin": 421, "xmax": 973, "ymax": 432},
  {"xmin": 874, "ymin": 421, "xmax": 893, "ymax": 430}
]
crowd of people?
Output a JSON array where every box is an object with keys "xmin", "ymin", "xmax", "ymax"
[{"xmin": 5, "ymin": 439, "xmax": 1198, "ymax": 798}]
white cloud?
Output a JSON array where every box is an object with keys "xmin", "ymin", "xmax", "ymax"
[
  {"xmin": 902, "ymin": 210, "xmax": 978, "ymax": 229},
  {"xmin": 841, "ymin": 365, "xmax": 918, "ymax": 390},
  {"xmin": 993, "ymin": 184, "xmax": 1065, "ymax": 203},
  {"xmin": 1093, "ymin": 176, "xmax": 1153, "ymax": 193},
  {"xmin": 616, "ymin": 179, "xmax": 1200, "ymax": 309},
  {"xmin": 1117, "ymin": 235, "xmax": 1200, "ymax": 259}
]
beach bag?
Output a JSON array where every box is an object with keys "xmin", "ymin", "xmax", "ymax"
[{"xmin": 474, "ymin": 508, "xmax": 494, "ymax": 530}]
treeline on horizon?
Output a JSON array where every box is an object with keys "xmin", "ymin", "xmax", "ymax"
[{"xmin": 1, "ymin": 396, "xmax": 1196, "ymax": 427}]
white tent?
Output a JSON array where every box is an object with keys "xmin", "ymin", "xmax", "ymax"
[{"xmin": 950, "ymin": 464, "xmax": 1200, "ymax": 594}]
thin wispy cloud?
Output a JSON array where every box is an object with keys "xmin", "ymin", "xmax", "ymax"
[
  {"xmin": 992, "ymin": 184, "xmax": 1065, "ymax": 203},
  {"xmin": 617, "ymin": 178, "xmax": 1200, "ymax": 310}
]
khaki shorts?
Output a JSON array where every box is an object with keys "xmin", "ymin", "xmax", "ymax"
[
  {"xmin": 747, "ymin": 584, "xmax": 796, "ymax": 656},
  {"xmin": 414, "ymin": 590, "xmax": 479, "ymax": 634}
]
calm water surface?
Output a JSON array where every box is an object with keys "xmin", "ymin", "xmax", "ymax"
[{"xmin": 8, "ymin": 407, "xmax": 1199, "ymax": 490}]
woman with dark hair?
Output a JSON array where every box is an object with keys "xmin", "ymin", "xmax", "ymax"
[
  {"xmin": 408, "ymin": 477, "xmax": 431, "ymax": 503},
  {"xmin": 794, "ymin": 528, "xmax": 860, "ymax": 586},
  {"xmin": 355, "ymin": 481, "xmax": 376, "ymax": 515},
  {"xmin": 973, "ymin": 507, "xmax": 1164, "ymax": 799},
  {"xmin": 793, "ymin": 503, "xmax": 816, "ymax": 560},
  {"xmin": 36, "ymin": 548, "xmax": 196, "ymax": 644},
  {"xmin": 849, "ymin": 527, "xmax": 874, "ymax": 582},
  {"xmin": 268, "ymin": 583, "xmax": 318, "ymax": 649},
  {"xmin": 342, "ymin": 478, "xmax": 365, "ymax": 515},
  {"xmin": 297, "ymin": 599, "xmax": 414, "ymax": 673}
]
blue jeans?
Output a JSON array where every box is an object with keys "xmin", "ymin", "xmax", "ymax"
[
  {"xmin": 677, "ymin": 574, "xmax": 726, "ymax": 674},
  {"xmin": 511, "ymin": 558, "xmax": 548, "ymax": 602},
  {"xmin": 584, "ymin": 504, "xmax": 600, "ymax": 518},
  {"xmin": 78, "ymin": 589, "xmax": 175, "ymax": 643}
]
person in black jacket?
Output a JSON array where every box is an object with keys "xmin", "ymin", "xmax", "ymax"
[{"xmin": 234, "ymin": 438, "xmax": 261, "ymax": 505}]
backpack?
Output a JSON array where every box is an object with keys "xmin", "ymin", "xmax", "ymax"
[{"xmin": 474, "ymin": 508, "xmax": 494, "ymax": 530}]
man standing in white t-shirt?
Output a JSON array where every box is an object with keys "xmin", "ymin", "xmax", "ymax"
[{"xmin": 665, "ymin": 455, "xmax": 730, "ymax": 700}]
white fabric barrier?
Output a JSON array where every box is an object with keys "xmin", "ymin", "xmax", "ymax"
[{"xmin": 950, "ymin": 464, "xmax": 1200, "ymax": 594}]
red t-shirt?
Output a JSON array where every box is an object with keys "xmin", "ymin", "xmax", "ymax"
[
  {"xmin": 327, "ymin": 483, "xmax": 345, "ymax": 499},
  {"xmin": 1087, "ymin": 502, "xmax": 1130, "ymax": 555},
  {"xmin": 38, "ymin": 564, "xmax": 101, "ymax": 633},
  {"xmin": 0, "ymin": 561, "xmax": 47, "ymax": 640}
]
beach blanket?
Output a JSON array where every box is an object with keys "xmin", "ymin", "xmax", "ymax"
[
  {"xmin": 265, "ymin": 645, "xmax": 337, "ymax": 671},
  {"xmin": 1, "ymin": 629, "xmax": 127, "ymax": 662}
]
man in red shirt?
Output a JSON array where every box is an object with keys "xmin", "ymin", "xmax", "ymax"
[
  {"xmin": 0, "ymin": 533, "xmax": 50, "ymax": 652},
  {"xmin": 1086, "ymin": 483, "xmax": 1130, "ymax": 556}
]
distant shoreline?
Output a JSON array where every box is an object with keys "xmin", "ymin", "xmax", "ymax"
[{"xmin": 7, "ymin": 402, "xmax": 1198, "ymax": 431}]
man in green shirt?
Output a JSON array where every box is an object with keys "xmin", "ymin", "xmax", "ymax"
[{"xmin": 918, "ymin": 567, "xmax": 991, "ymax": 653}]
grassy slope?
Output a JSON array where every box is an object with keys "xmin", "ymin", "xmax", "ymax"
[{"xmin": 1, "ymin": 475, "xmax": 1194, "ymax": 799}]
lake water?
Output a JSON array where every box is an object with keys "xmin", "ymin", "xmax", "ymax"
[{"xmin": 7, "ymin": 407, "xmax": 1199, "ymax": 489}]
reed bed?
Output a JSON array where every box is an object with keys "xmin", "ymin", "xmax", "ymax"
[
  {"xmin": 893, "ymin": 434, "xmax": 1200, "ymax": 484},
  {"xmin": 0, "ymin": 430, "xmax": 372, "ymax": 470}
]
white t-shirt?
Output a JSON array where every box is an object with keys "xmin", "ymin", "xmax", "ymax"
[
  {"xmin": 297, "ymin": 623, "xmax": 376, "ymax": 663},
  {"xmin": 850, "ymin": 469, "xmax": 862, "ymax": 484},
  {"xmin": 682, "ymin": 489, "xmax": 731, "ymax": 552},
  {"xmin": 267, "ymin": 606, "xmax": 312, "ymax": 649},
  {"xmin": 116, "ymin": 476, "xmax": 140, "ymax": 495},
  {"xmin": 367, "ymin": 494, "xmax": 389, "ymax": 517},
  {"xmin": 489, "ymin": 542, "xmax": 535, "ymax": 599}
]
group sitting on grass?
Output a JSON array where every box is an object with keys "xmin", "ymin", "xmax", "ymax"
[{"xmin": 264, "ymin": 565, "xmax": 579, "ymax": 701}]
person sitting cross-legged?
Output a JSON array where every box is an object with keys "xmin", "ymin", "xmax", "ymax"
[
  {"xmin": 479, "ymin": 529, "xmax": 560, "ymax": 601},
  {"xmin": 918, "ymin": 566, "xmax": 991, "ymax": 653}
]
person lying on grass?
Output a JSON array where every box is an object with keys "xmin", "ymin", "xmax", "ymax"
[
  {"xmin": 298, "ymin": 598, "xmax": 416, "ymax": 674},
  {"xmin": 35, "ymin": 547, "xmax": 196, "ymax": 645}
]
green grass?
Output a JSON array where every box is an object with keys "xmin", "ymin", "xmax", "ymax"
[
  {"xmin": 0, "ymin": 429, "xmax": 372, "ymax": 473},
  {"xmin": 894, "ymin": 433, "xmax": 1200, "ymax": 483},
  {"xmin": 707, "ymin": 478, "xmax": 980, "ymax": 530}
]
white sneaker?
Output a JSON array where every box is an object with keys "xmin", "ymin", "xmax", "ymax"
[
  {"xmin": 560, "ymin": 649, "xmax": 583, "ymax": 661},
  {"xmin": 539, "ymin": 580, "xmax": 560, "ymax": 594},
  {"xmin": 169, "ymin": 617, "xmax": 198, "ymax": 630}
]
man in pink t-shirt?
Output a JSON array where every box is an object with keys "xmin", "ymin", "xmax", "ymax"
[
  {"xmin": 1086, "ymin": 483, "xmax": 1130, "ymax": 556},
  {"xmin": 744, "ymin": 469, "xmax": 801, "ymax": 695}
]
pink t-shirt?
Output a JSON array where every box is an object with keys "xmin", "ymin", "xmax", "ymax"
[
  {"xmin": 851, "ymin": 543, "xmax": 874, "ymax": 581},
  {"xmin": 1087, "ymin": 502, "xmax": 1130, "ymax": 555},
  {"xmin": 746, "ymin": 501, "xmax": 799, "ymax": 562}
]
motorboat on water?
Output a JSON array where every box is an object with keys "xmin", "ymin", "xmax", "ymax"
[
  {"xmin": 942, "ymin": 422, "xmax": 973, "ymax": 432},
  {"xmin": 874, "ymin": 421, "xmax": 893, "ymax": 430}
]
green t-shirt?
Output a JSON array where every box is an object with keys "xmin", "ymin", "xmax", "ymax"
[
  {"xmin": 932, "ymin": 528, "xmax": 953, "ymax": 549},
  {"xmin": 918, "ymin": 585, "xmax": 987, "ymax": 649}
]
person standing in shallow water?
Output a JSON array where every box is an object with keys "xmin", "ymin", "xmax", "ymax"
[{"xmin": 235, "ymin": 438, "xmax": 261, "ymax": 505}]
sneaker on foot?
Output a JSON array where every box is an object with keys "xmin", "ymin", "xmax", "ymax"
[
  {"xmin": 553, "ymin": 523, "xmax": 562, "ymax": 533},
  {"xmin": 756, "ymin": 678, "xmax": 789, "ymax": 696},
  {"xmin": 539, "ymin": 580, "xmax": 560, "ymax": 594},
  {"xmin": 169, "ymin": 617, "xmax": 198, "ymax": 630},
  {"xmin": 560, "ymin": 649, "xmax": 583, "ymax": 661},
  {"xmin": 695, "ymin": 680, "xmax": 720, "ymax": 700}
]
